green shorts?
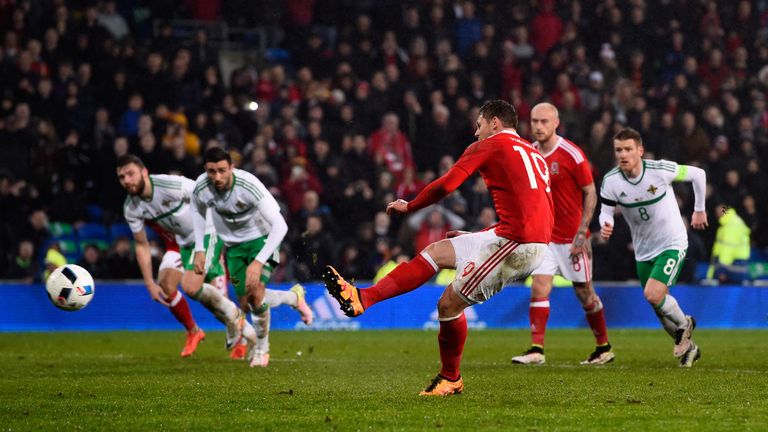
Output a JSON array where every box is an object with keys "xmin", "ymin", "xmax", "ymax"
[
  {"xmin": 226, "ymin": 236, "xmax": 280, "ymax": 298},
  {"xmin": 180, "ymin": 234, "xmax": 224, "ymax": 282},
  {"xmin": 636, "ymin": 249, "xmax": 687, "ymax": 288}
]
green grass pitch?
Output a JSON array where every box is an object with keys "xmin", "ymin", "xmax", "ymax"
[{"xmin": 1, "ymin": 329, "xmax": 767, "ymax": 431}]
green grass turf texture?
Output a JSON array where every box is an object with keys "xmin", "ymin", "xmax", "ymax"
[{"xmin": 1, "ymin": 329, "xmax": 766, "ymax": 431}]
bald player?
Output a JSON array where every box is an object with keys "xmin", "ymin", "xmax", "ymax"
[{"xmin": 511, "ymin": 103, "xmax": 614, "ymax": 365}]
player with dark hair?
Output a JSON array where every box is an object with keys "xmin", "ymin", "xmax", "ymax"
[
  {"xmin": 323, "ymin": 100, "xmax": 554, "ymax": 395},
  {"xmin": 117, "ymin": 154, "xmax": 256, "ymax": 358},
  {"xmin": 599, "ymin": 128, "xmax": 707, "ymax": 367},
  {"xmin": 192, "ymin": 147, "xmax": 313, "ymax": 367}
]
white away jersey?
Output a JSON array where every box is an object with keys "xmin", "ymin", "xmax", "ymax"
[
  {"xmin": 193, "ymin": 169, "xmax": 282, "ymax": 247},
  {"xmin": 124, "ymin": 174, "xmax": 201, "ymax": 247},
  {"xmin": 600, "ymin": 160, "xmax": 688, "ymax": 261}
]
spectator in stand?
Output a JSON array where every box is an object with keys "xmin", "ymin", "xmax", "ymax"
[
  {"xmin": 7, "ymin": 240, "xmax": 38, "ymax": 283},
  {"xmin": 368, "ymin": 113, "xmax": 413, "ymax": 182},
  {"xmin": 77, "ymin": 244, "xmax": 107, "ymax": 280}
]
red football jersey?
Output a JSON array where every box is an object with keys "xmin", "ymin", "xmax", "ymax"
[
  {"xmin": 535, "ymin": 136, "xmax": 593, "ymax": 243},
  {"xmin": 408, "ymin": 130, "xmax": 553, "ymax": 243}
]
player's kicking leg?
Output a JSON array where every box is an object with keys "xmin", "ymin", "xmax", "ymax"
[
  {"xmin": 157, "ymin": 252, "xmax": 204, "ymax": 357},
  {"xmin": 323, "ymin": 248, "xmax": 443, "ymax": 317}
]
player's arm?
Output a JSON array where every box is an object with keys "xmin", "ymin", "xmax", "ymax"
[
  {"xmin": 191, "ymin": 191, "xmax": 208, "ymax": 274},
  {"xmin": 133, "ymin": 229, "xmax": 170, "ymax": 306},
  {"xmin": 598, "ymin": 196, "xmax": 616, "ymax": 240},
  {"xmin": 571, "ymin": 182, "xmax": 597, "ymax": 256},
  {"xmin": 389, "ymin": 144, "xmax": 484, "ymax": 215},
  {"xmin": 254, "ymin": 196, "xmax": 288, "ymax": 265},
  {"xmin": 245, "ymin": 196, "xmax": 288, "ymax": 298},
  {"xmin": 673, "ymin": 165, "xmax": 708, "ymax": 230}
]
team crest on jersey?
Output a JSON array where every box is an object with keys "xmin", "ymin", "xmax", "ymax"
[
  {"xmin": 161, "ymin": 199, "xmax": 172, "ymax": 207},
  {"xmin": 550, "ymin": 162, "xmax": 559, "ymax": 175},
  {"xmin": 235, "ymin": 200, "xmax": 247, "ymax": 209},
  {"xmin": 647, "ymin": 184, "xmax": 658, "ymax": 195}
]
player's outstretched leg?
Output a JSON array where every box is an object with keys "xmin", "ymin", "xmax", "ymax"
[
  {"xmin": 262, "ymin": 285, "xmax": 314, "ymax": 326},
  {"xmin": 323, "ymin": 251, "xmax": 439, "ymax": 317},
  {"xmin": 323, "ymin": 266, "xmax": 365, "ymax": 317}
]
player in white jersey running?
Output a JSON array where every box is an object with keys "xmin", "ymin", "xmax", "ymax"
[
  {"xmin": 599, "ymin": 128, "xmax": 708, "ymax": 367},
  {"xmin": 192, "ymin": 147, "xmax": 313, "ymax": 367},
  {"xmin": 118, "ymin": 154, "xmax": 257, "ymax": 358}
]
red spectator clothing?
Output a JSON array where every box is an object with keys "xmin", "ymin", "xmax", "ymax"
[
  {"xmin": 396, "ymin": 178, "xmax": 425, "ymax": 201},
  {"xmin": 530, "ymin": 7, "xmax": 563, "ymax": 55},
  {"xmin": 499, "ymin": 57, "xmax": 524, "ymax": 100},
  {"xmin": 699, "ymin": 63, "xmax": 731, "ymax": 97},
  {"xmin": 414, "ymin": 221, "xmax": 450, "ymax": 254},
  {"xmin": 408, "ymin": 130, "xmax": 553, "ymax": 244},
  {"xmin": 184, "ymin": 0, "xmax": 221, "ymax": 21},
  {"xmin": 146, "ymin": 221, "xmax": 180, "ymax": 252},
  {"xmin": 280, "ymin": 173, "xmax": 324, "ymax": 214},
  {"xmin": 549, "ymin": 86, "xmax": 583, "ymax": 111},
  {"xmin": 254, "ymin": 79, "xmax": 277, "ymax": 101},
  {"xmin": 283, "ymin": 0, "xmax": 316, "ymax": 27},
  {"xmin": 368, "ymin": 128, "xmax": 414, "ymax": 181},
  {"xmin": 534, "ymin": 136, "xmax": 593, "ymax": 244}
]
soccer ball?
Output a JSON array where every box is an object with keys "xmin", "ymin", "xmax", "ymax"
[{"xmin": 45, "ymin": 264, "xmax": 95, "ymax": 311}]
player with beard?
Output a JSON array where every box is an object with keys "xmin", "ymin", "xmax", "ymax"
[
  {"xmin": 118, "ymin": 154, "xmax": 258, "ymax": 359},
  {"xmin": 192, "ymin": 147, "xmax": 313, "ymax": 368}
]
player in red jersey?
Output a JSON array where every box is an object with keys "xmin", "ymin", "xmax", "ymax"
[
  {"xmin": 322, "ymin": 100, "xmax": 554, "ymax": 396},
  {"xmin": 511, "ymin": 103, "xmax": 614, "ymax": 366}
]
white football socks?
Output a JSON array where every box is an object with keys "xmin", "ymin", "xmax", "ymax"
[
  {"xmin": 263, "ymin": 288, "xmax": 298, "ymax": 308},
  {"xmin": 194, "ymin": 283, "xmax": 239, "ymax": 325},
  {"xmin": 251, "ymin": 307, "xmax": 270, "ymax": 354},
  {"xmin": 654, "ymin": 294, "xmax": 687, "ymax": 338}
]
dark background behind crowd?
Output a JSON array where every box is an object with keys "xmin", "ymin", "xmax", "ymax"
[{"xmin": 1, "ymin": 0, "xmax": 767, "ymax": 284}]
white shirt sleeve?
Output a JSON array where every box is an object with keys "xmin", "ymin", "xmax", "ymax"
[
  {"xmin": 192, "ymin": 192, "xmax": 208, "ymax": 252},
  {"xmin": 254, "ymin": 196, "xmax": 288, "ymax": 264},
  {"xmin": 673, "ymin": 165, "xmax": 707, "ymax": 212},
  {"xmin": 124, "ymin": 203, "xmax": 145, "ymax": 234},
  {"xmin": 598, "ymin": 180, "xmax": 616, "ymax": 227}
]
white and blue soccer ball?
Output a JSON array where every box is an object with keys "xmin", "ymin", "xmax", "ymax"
[{"xmin": 45, "ymin": 264, "xmax": 95, "ymax": 311}]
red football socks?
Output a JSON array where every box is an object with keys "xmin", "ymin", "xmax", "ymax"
[
  {"xmin": 169, "ymin": 291, "xmax": 197, "ymax": 331},
  {"xmin": 438, "ymin": 313, "xmax": 467, "ymax": 381},
  {"xmin": 359, "ymin": 253, "xmax": 437, "ymax": 309},
  {"xmin": 584, "ymin": 297, "xmax": 609, "ymax": 345},
  {"xmin": 529, "ymin": 297, "xmax": 550, "ymax": 347}
]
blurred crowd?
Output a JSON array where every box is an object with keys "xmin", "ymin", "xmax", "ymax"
[{"xmin": 1, "ymin": 0, "xmax": 767, "ymax": 283}]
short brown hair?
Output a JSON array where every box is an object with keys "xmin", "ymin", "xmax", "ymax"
[
  {"xmin": 613, "ymin": 127, "xmax": 643, "ymax": 146},
  {"xmin": 116, "ymin": 154, "xmax": 145, "ymax": 170},
  {"xmin": 479, "ymin": 100, "xmax": 518, "ymax": 129}
]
